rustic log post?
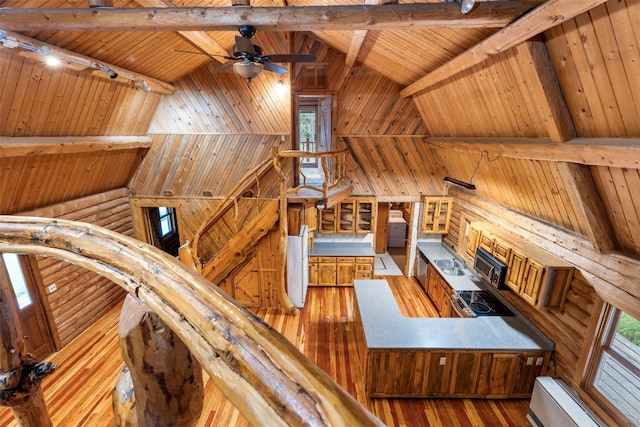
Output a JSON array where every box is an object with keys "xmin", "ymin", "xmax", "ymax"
[
  {"xmin": 116, "ymin": 294, "xmax": 203, "ymax": 427},
  {"xmin": 112, "ymin": 365, "xmax": 136, "ymax": 427},
  {"xmin": 0, "ymin": 262, "xmax": 57, "ymax": 427}
]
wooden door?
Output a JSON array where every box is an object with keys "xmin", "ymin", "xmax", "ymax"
[
  {"xmin": 374, "ymin": 202, "xmax": 389, "ymax": 254},
  {"xmin": 336, "ymin": 258, "xmax": 354, "ymax": 286},
  {"xmin": 0, "ymin": 253, "xmax": 55, "ymax": 360},
  {"xmin": 317, "ymin": 258, "xmax": 337, "ymax": 286},
  {"xmin": 484, "ymin": 353, "xmax": 517, "ymax": 398},
  {"xmin": 465, "ymin": 225, "xmax": 481, "ymax": 257},
  {"xmin": 233, "ymin": 257, "xmax": 261, "ymax": 308}
]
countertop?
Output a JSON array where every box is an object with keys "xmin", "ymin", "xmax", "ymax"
[
  {"xmin": 416, "ymin": 241, "xmax": 485, "ymax": 291},
  {"xmin": 310, "ymin": 241, "xmax": 376, "ymax": 257},
  {"xmin": 354, "ymin": 279, "xmax": 554, "ymax": 351}
]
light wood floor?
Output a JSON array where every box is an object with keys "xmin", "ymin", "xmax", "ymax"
[{"xmin": 0, "ymin": 276, "xmax": 531, "ymax": 426}]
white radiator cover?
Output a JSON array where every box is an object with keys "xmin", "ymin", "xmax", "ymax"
[{"xmin": 527, "ymin": 377, "xmax": 603, "ymax": 427}]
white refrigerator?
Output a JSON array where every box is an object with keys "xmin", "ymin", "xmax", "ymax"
[{"xmin": 287, "ymin": 225, "xmax": 309, "ymax": 308}]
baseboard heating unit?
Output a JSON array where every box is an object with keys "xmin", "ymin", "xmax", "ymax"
[{"xmin": 527, "ymin": 377, "xmax": 603, "ymax": 427}]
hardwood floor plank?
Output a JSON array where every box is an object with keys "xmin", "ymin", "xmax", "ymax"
[{"xmin": 0, "ymin": 275, "xmax": 530, "ymax": 426}]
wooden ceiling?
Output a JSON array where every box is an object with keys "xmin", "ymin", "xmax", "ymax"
[{"xmin": 1, "ymin": 0, "xmax": 640, "ymax": 260}]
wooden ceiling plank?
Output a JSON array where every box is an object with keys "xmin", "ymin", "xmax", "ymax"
[
  {"xmin": 133, "ymin": 0, "xmax": 228, "ymax": 59},
  {"xmin": 0, "ymin": 3, "xmax": 534, "ymax": 31},
  {"xmin": 400, "ymin": 0, "xmax": 609, "ymax": 97},
  {"xmin": 557, "ymin": 162, "xmax": 616, "ymax": 252},
  {"xmin": 0, "ymin": 30, "xmax": 175, "ymax": 94},
  {"xmin": 425, "ymin": 137, "xmax": 640, "ymax": 168},
  {"xmin": 0, "ymin": 136, "xmax": 153, "ymax": 158}
]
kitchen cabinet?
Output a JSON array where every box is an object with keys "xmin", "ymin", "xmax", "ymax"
[
  {"xmin": 317, "ymin": 197, "xmax": 376, "ymax": 234},
  {"xmin": 309, "ymin": 256, "xmax": 373, "ymax": 286},
  {"xmin": 466, "ymin": 222, "xmax": 574, "ymax": 310},
  {"xmin": 317, "ymin": 257, "xmax": 337, "ymax": 286},
  {"xmin": 465, "ymin": 224, "xmax": 482, "ymax": 257},
  {"xmin": 422, "ymin": 197, "xmax": 453, "ymax": 234},
  {"xmin": 426, "ymin": 265, "xmax": 453, "ymax": 317}
]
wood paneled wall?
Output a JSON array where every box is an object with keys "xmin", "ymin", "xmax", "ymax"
[
  {"xmin": 19, "ymin": 188, "xmax": 130, "ymax": 347},
  {"xmin": 0, "ymin": 52, "xmax": 162, "ymax": 137},
  {"xmin": 0, "ymin": 147, "xmax": 147, "ymax": 214},
  {"xmin": 130, "ymin": 134, "xmax": 281, "ymax": 198}
]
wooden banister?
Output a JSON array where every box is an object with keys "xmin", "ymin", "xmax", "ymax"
[{"xmin": 0, "ymin": 216, "xmax": 384, "ymax": 426}]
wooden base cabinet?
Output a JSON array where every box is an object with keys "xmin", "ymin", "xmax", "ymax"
[
  {"xmin": 308, "ymin": 256, "xmax": 373, "ymax": 286},
  {"xmin": 426, "ymin": 266, "xmax": 453, "ymax": 317},
  {"xmin": 365, "ymin": 349, "xmax": 550, "ymax": 398}
]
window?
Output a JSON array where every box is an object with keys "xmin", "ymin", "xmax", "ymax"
[
  {"xmin": 299, "ymin": 109, "xmax": 317, "ymax": 166},
  {"xmin": 158, "ymin": 206, "xmax": 175, "ymax": 237},
  {"xmin": 584, "ymin": 305, "xmax": 640, "ymax": 426},
  {"xmin": 2, "ymin": 253, "xmax": 33, "ymax": 309}
]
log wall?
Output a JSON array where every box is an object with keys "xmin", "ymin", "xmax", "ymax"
[{"xmin": 19, "ymin": 188, "xmax": 131, "ymax": 347}]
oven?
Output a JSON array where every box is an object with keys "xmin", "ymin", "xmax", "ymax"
[
  {"xmin": 450, "ymin": 290, "xmax": 514, "ymax": 318},
  {"xmin": 473, "ymin": 247, "xmax": 508, "ymax": 290}
]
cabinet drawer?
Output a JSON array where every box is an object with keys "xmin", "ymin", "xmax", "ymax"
[
  {"xmin": 337, "ymin": 257, "xmax": 355, "ymax": 263},
  {"xmin": 355, "ymin": 257, "xmax": 374, "ymax": 264},
  {"xmin": 356, "ymin": 263, "xmax": 371, "ymax": 271},
  {"xmin": 355, "ymin": 271, "xmax": 372, "ymax": 279},
  {"xmin": 318, "ymin": 257, "xmax": 336, "ymax": 263}
]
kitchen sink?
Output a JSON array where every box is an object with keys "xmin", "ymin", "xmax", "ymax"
[
  {"xmin": 441, "ymin": 267, "xmax": 465, "ymax": 276},
  {"xmin": 434, "ymin": 259, "xmax": 463, "ymax": 269}
]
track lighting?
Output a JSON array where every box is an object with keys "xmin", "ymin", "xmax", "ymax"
[
  {"xmin": 446, "ymin": 0, "xmax": 475, "ymax": 14},
  {"xmin": 101, "ymin": 66, "xmax": 118, "ymax": 79}
]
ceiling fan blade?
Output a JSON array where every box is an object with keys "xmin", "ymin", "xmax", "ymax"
[
  {"xmin": 235, "ymin": 35, "xmax": 256, "ymax": 56},
  {"xmin": 266, "ymin": 53, "xmax": 316, "ymax": 63},
  {"xmin": 213, "ymin": 62, "xmax": 236, "ymax": 73},
  {"xmin": 263, "ymin": 62, "xmax": 288, "ymax": 74}
]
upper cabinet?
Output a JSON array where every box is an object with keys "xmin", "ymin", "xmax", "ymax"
[
  {"xmin": 318, "ymin": 197, "xmax": 376, "ymax": 234},
  {"xmin": 422, "ymin": 197, "xmax": 453, "ymax": 234},
  {"xmin": 466, "ymin": 223, "xmax": 574, "ymax": 310}
]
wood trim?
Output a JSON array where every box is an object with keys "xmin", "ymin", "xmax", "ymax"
[
  {"xmin": 425, "ymin": 137, "xmax": 640, "ymax": 168},
  {"xmin": 401, "ymin": 0, "xmax": 608, "ymax": 97},
  {"xmin": 0, "ymin": 3, "xmax": 534, "ymax": 31},
  {"xmin": 0, "ymin": 136, "xmax": 152, "ymax": 158}
]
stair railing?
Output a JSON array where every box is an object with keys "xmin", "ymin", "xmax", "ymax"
[{"xmin": 0, "ymin": 216, "xmax": 384, "ymax": 427}]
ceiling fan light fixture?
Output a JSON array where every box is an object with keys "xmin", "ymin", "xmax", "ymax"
[{"xmin": 233, "ymin": 61, "xmax": 264, "ymax": 81}]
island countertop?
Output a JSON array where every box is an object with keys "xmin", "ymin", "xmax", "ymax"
[
  {"xmin": 354, "ymin": 279, "xmax": 554, "ymax": 352},
  {"xmin": 310, "ymin": 241, "xmax": 375, "ymax": 257}
]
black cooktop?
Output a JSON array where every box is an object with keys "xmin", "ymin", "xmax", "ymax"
[{"xmin": 458, "ymin": 290, "xmax": 514, "ymax": 317}]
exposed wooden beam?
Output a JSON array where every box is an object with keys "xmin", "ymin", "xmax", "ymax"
[
  {"xmin": 345, "ymin": 30, "xmax": 368, "ymax": 68},
  {"xmin": 425, "ymin": 137, "xmax": 640, "ymax": 168},
  {"xmin": 520, "ymin": 40, "xmax": 576, "ymax": 142},
  {"xmin": 0, "ymin": 30, "xmax": 175, "ymax": 94},
  {"xmin": 401, "ymin": 0, "xmax": 608, "ymax": 97},
  {"xmin": 0, "ymin": 3, "xmax": 534, "ymax": 32},
  {"xmin": 0, "ymin": 136, "xmax": 153, "ymax": 158},
  {"xmin": 134, "ymin": 0, "xmax": 229, "ymax": 59},
  {"xmin": 344, "ymin": 0, "xmax": 396, "ymax": 68},
  {"xmin": 557, "ymin": 162, "xmax": 616, "ymax": 252}
]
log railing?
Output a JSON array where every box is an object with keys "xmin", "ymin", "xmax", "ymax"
[
  {"xmin": 183, "ymin": 157, "xmax": 275, "ymax": 272},
  {"xmin": 0, "ymin": 216, "xmax": 384, "ymax": 426},
  {"xmin": 275, "ymin": 149, "xmax": 352, "ymax": 205}
]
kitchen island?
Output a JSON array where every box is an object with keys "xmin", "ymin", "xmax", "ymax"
[{"xmin": 353, "ymin": 279, "xmax": 553, "ymax": 398}]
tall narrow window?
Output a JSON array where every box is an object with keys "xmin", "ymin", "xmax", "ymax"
[
  {"xmin": 144, "ymin": 206, "xmax": 181, "ymax": 257},
  {"xmin": 2, "ymin": 253, "xmax": 32, "ymax": 309},
  {"xmin": 158, "ymin": 206, "xmax": 176, "ymax": 237},
  {"xmin": 584, "ymin": 305, "xmax": 640, "ymax": 425}
]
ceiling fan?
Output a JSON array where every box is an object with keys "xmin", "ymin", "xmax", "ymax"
[{"xmin": 175, "ymin": 25, "xmax": 316, "ymax": 82}]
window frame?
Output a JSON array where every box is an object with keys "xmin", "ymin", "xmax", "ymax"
[{"xmin": 583, "ymin": 304, "xmax": 640, "ymax": 426}]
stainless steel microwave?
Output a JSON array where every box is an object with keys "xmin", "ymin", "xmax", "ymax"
[{"xmin": 473, "ymin": 247, "xmax": 509, "ymax": 290}]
